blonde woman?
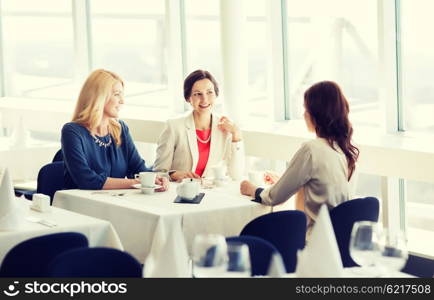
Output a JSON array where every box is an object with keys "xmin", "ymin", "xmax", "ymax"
[{"xmin": 61, "ymin": 69, "xmax": 168, "ymax": 190}]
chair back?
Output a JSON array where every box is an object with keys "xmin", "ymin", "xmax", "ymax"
[
  {"xmin": 36, "ymin": 161, "xmax": 64, "ymax": 203},
  {"xmin": 329, "ymin": 197, "xmax": 380, "ymax": 267},
  {"xmin": 240, "ymin": 210, "xmax": 307, "ymax": 273},
  {"xmin": 226, "ymin": 235, "xmax": 279, "ymax": 276},
  {"xmin": 0, "ymin": 232, "xmax": 88, "ymax": 277},
  {"xmin": 48, "ymin": 247, "xmax": 142, "ymax": 277},
  {"xmin": 14, "ymin": 150, "xmax": 63, "ymax": 200},
  {"xmin": 52, "ymin": 149, "xmax": 63, "ymax": 162},
  {"xmin": 401, "ymin": 254, "xmax": 434, "ymax": 278}
]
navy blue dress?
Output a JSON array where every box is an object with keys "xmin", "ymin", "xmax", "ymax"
[{"xmin": 61, "ymin": 120, "xmax": 151, "ymax": 189}]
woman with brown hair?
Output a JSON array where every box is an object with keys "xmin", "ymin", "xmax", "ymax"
[
  {"xmin": 153, "ymin": 69, "xmax": 245, "ymax": 181},
  {"xmin": 240, "ymin": 81, "xmax": 359, "ymax": 233}
]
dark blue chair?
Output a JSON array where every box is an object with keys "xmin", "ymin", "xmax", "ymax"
[
  {"xmin": 402, "ymin": 254, "xmax": 434, "ymax": 278},
  {"xmin": 0, "ymin": 232, "xmax": 88, "ymax": 277},
  {"xmin": 329, "ymin": 197, "xmax": 380, "ymax": 267},
  {"xmin": 52, "ymin": 149, "xmax": 63, "ymax": 162},
  {"xmin": 48, "ymin": 247, "xmax": 143, "ymax": 277},
  {"xmin": 240, "ymin": 210, "xmax": 307, "ymax": 273},
  {"xmin": 14, "ymin": 188, "xmax": 35, "ymax": 200},
  {"xmin": 14, "ymin": 149, "xmax": 63, "ymax": 200},
  {"xmin": 36, "ymin": 161, "xmax": 64, "ymax": 204},
  {"xmin": 226, "ymin": 235, "xmax": 279, "ymax": 276}
]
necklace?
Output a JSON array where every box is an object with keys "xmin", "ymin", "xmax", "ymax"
[
  {"xmin": 196, "ymin": 131, "xmax": 211, "ymax": 144},
  {"xmin": 93, "ymin": 134, "xmax": 112, "ymax": 148}
]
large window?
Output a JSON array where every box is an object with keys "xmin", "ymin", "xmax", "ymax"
[
  {"xmin": 90, "ymin": 0, "xmax": 169, "ymax": 108},
  {"xmin": 401, "ymin": 0, "xmax": 434, "ymax": 134},
  {"xmin": 184, "ymin": 0, "xmax": 222, "ymax": 80},
  {"xmin": 286, "ymin": 0, "xmax": 380, "ymax": 128},
  {"xmin": 1, "ymin": 0, "xmax": 74, "ymax": 100},
  {"xmin": 246, "ymin": 0, "xmax": 270, "ymax": 118}
]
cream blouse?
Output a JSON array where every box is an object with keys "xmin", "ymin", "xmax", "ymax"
[{"xmin": 260, "ymin": 138, "xmax": 356, "ymax": 231}]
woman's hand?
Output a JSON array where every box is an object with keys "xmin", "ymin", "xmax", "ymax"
[
  {"xmin": 217, "ymin": 116, "xmax": 241, "ymax": 142},
  {"xmin": 264, "ymin": 171, "xmax": 280, "ymax": 185},
  {"xmin": 155, "ymin": 175, "xmax": 169, "ymax": 192},
  {"xmin": 170, "ymin": 171, "xmax": 201, "ymax": 182},
  {"xmin": 240, "ymin": 180, "xmax": 258, "ymax": 198}
]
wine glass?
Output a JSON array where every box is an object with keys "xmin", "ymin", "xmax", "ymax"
[
  {"xmin": 226, "ymin": 242, "xmax": 251, "ymax": 277},
  {"xmin": 377, "ymin": 229, "xmax": 408, "ymax": 276},
  {"xmin": 350, "ymin": 221, "xmax": 382, "ymax": 275},
  {"xmin": 191, "ymin": 234, "xmax": 228, "ymax": 278}
]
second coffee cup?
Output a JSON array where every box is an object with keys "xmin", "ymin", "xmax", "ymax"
[{"xmin": 135, "ymin": 171, "xmax": 156, "ymax": 187}]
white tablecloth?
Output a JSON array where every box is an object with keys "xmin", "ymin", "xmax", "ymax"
[
  {"xmin": 53, "ymin": 181, "xmax": 271, "ymax": 263},
  {"xmin": 0, "ymin": 198, "xmax": 123, "ymax": 265}
]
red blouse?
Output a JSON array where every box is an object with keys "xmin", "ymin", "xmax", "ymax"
[{"xmin": 194, "ymin": 129, "xmax": 211, "ymax": 177}]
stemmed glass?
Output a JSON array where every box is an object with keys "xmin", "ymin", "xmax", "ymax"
[
  {"xmin": 349, "ymin": 221, "xmax": 382, "ymax": 275},
  {"xmin": 376, "ymin": 229, "xmax": 408, "ymax": 276},
  {"xmin": 226, "ymin": 242, "xmax": 251, "ymax": 277},
  {"xmin": 191, "ymin": 234, "xmax": 228, "ymax": 278}
]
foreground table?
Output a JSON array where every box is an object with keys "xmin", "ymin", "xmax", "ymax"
[
  {"xmin": 53, "ymin": 181, "xmax": 271, "ymax": 263},
  {"xmin": 0, "ymin": 198, "xmax": 123, "ymax": 265}
]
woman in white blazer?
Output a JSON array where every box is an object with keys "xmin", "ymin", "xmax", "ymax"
[{"xmin": 153, "ymin": 70, "xmax": 244, "ymax": 181}]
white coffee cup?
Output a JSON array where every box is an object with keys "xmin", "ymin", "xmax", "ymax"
[
  {"xmin": 32, "ymin": 193, "xmax": 51, "ymax": 212},
  {"xmin": 248, "ymin": 171, "xmax": 264, "ymax": 186},
  {"xmin": 135, "ymin": 172, "xmax": 156, "ymax": 187},
  {"xmin": 176, "ymin": 178, "xmax": 200, "ymax": 200},
  {"xmin": 211, "ymin": 165, "xmax": 226, "ymax": 180}
]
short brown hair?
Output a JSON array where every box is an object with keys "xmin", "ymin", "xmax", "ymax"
[{"xmin": 183, "ymin": 69, "xmax": 219, "ymax": 101}]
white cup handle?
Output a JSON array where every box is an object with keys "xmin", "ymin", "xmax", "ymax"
[{"xmin": 134, "ymin": 174, "xmax": 139, "ymax": 179}]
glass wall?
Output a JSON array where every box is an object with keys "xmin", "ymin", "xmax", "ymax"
[
  {"xmin": 1, "ymin": 0, "xmax": 74, "ymax": 100},
  {"xmin": 286, "ymin": 0, "xmax": 380, "ymax": 129},
  {"xmin": 0, "ymin": 0, "xmax": 433, "ymax": 257},
  {"xmin": 246, "ymin": 0, "xmax": 270, "ymax": 118},
  {"xmin": 184, "ymin": 0, "xmax": 222, "ymax": 81},
  {"xmin": 90, "ymin": 0, "xmax": 169, "ymax": 108},
  {"xmin": 401, "ymin": 0, "xmax": 434, "ymax": 134}
]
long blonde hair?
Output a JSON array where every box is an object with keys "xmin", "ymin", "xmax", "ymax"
[{"xmin": 72, "ymin": 69, "xmax": 123, "ymax": 146}]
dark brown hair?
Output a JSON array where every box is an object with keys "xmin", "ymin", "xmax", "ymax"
[
  {"xmin": 183, "ymin": 70, "xmax": 219, "ymax": 101},
  {"xmin": 304, "ymin": 81, "xmax": 359, "ymax": 180}
]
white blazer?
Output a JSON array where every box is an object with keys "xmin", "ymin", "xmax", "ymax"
[{"xmin": 153, "ymin": 111, "xmax": 244, "ymax": 179}]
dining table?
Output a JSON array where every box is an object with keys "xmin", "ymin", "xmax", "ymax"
[
  {"xmin": 52, "ymin": 180, "xmax": 272, "ymax": 263},
  {"xmin": 0, "ymin": 197, "xmax": 123, "ymax": 265}
]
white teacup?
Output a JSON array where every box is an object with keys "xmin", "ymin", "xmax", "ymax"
[
  {"xmin": 176, "ymin": 178, "xmax": 200, "ymax": 200},
  {"xmin": 211, "ymin": 165, "xmax": 226, "ymax": 180},
  {"xmin": 135, "ymin": 172, "xmax": 156, "ymax": 187},
  {"xmin": 248, "ymin": 171, "xmax": 264, "ymax": 186}
]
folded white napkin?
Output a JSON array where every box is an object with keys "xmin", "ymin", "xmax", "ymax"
[
  {"xmin": 295, "ymin": 204, "xmax": 344, "ymax": 277},
  {"xmin": 143, "ymin": 215, "xmax": 190, "ymax": 278},
  {"xmin": 267, "ymin": 252, "xmax": 286, "ymax": 277},
  {"xmin": 0, "ymin": 167, "xmax": 25, "ymax": 230}
]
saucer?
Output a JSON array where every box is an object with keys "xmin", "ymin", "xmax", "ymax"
[
  {"xmin": 132, "ymin": 183, "xmax": 162, "ymax": 189},
  {"xmin": 140, "ymin": 184, "xmax": 162, "ymax": 195}
]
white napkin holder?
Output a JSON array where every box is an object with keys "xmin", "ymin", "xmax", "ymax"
[{"xmin": 31, "ymin": 193, "xmax": 51, "ymax": 213}]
